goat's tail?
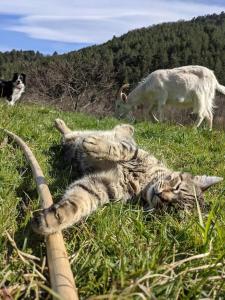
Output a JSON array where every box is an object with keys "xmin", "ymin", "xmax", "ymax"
[
  {"xmin": 117, "ymin": 83, "xmax": 130, "ymax": 103},
  {"xmin": 216, "ymin": 83, "xmax": 225, "ymax": 95}
]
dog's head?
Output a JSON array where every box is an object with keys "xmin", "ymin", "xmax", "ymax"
[{"xmin": 12, "ymin": 73, "xmax": 26, "ymax": 89}]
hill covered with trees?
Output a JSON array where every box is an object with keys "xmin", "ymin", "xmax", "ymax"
[{"xmin": 1, "ymin": 12, "xmax": 225, "ymax": 119}]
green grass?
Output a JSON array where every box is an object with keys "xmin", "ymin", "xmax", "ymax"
[{"xmin": 0, "ymin": 102, "xmax": 225, "ymax": 299}]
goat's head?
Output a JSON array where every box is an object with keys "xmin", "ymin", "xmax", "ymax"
[{"xmin": 114, "ymin": 83, "xmax": 135, "ymax": 121}]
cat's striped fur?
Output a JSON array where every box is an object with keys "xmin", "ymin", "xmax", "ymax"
[{"xmin": 31, "ymin": 119, "xmax": 223, "ymax": 235}]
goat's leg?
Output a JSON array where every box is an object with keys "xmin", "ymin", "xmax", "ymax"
[
  {"xmin": 195, "ymin": 96, "xmax": 209, "ymax": 129},
  {"xmin": 150, "ymin": 112, "xmax": 159, "ymax": 123},
  {"xmin": 158, "ymin": 104, "xmax": 165, "ymax": 122},
  {"xmin": 147, "ymin": 103, "xmax": 159, "ymax": 122},
  {"xmin": 206, "ymin": 116, "xmax": 213, "ymax": 130},
  {"xmin": 196, "ymin": 114, "xmax": 205, "ymax": 128},
  {"xmin": 142, "ymin": 107, "xmax": 149, "ymax": 121},
  {"xmin": 156, "ymin": 91, "xmax": 167, "ymax": 122},
  {"xmin": 205, "ymin": 110, "xmax": 213, "ymax": 131}
]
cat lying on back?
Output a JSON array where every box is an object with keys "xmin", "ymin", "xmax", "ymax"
[{"xmin": 32, "ymin": 119, "xmax": 223, "ymax": 235}]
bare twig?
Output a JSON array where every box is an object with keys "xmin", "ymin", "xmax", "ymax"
[{"xmin": 5, "ymin": 231, "xmax": 40, "ymax": 262}]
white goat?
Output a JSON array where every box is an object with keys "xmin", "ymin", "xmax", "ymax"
[{"xmin": 115, "ymin": 65, "xmax": 225, "ymax": 129}]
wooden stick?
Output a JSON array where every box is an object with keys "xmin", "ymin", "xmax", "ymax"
[{"xmin": 5, "ymin": 129, "xmax": 79, "ymax": 300}]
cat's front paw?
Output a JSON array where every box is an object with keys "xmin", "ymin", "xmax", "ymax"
[
  {"xmin": 82, "ymin": 136, "xmax": 108, "ymax": 159},
  {"xmin": 31, "ymin": 207, "xmax": 61, "ymax": 235}
]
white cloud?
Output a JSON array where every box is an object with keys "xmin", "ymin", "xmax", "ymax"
[
  {"xmin": 0, "ymin": 45, "xmax": 12, "ymax": 52},
  {"xmin": 1, "ymin": 0, "xmax": 225, "ymax": 44}
]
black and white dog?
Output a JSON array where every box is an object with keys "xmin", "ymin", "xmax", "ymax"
[{"xmin": 0, "ymin": 73, "xmax": 26, "ymax": 105}]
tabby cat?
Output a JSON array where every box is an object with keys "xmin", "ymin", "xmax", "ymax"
[{"xmin": 32, "ymin": 119, "xmax": 223, "ymax": 235}]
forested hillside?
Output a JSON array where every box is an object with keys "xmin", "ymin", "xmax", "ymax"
[{"xmin": 1, "ymin": 12, "xmax": 225, "ymax": 119}]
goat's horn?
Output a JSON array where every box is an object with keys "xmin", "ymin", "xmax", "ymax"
[
  {"xmin": 5, "ymin": 129, "xmax": 79, "ymax": 300},
  {"xmin": 117, "ymin": 83, "xmax": 130, "ymax": 102},
  {"xmin": 121, "ymin": 92, "xmax": 128, "ymax": 103}
]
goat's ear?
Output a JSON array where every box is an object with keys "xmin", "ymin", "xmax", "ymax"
[{"xmin": 194, "ymin": 175, "xmax": 223, "ymax": 191}]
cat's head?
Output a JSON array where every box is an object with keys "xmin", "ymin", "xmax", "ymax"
[{"xmin": 145, "ymin": 172, "xmax": 223, "ymax": 210}]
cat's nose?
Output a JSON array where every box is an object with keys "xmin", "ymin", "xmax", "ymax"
[
  {"xmin": 153, "ymin": 190, "xmax": 164, "ymax": 200},
  {"xmin": 153, "ymin": 188, "xmax": 162, "ymax": 196},
  {"xmin": 31, "ymin": 211, "xmax": 42, "ymax": 226},
  {"xmin": 31, "ymin": 211, "xmax": 47, "ymax": 232}
]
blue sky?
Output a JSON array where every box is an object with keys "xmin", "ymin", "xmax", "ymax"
[{"xmin": 1, "ymin": 0, "xmax": 225, "ymax": 55}]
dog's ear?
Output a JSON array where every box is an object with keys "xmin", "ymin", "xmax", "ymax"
[
  {"xmin": 12, "ymin": 73, "xmax": 18, "ymax": 81},
  {"xmin": 21, "ymin": 73, "xmax": 26, "ymax": 83}
]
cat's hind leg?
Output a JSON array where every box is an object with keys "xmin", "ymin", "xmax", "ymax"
[
  {"xmin": 55, "ymin": 118, "xmax": 87, "ymax": 143},
  {"xmin": 55, "ymin": 118, "xmax": 72, "ymax": 135},
  {"xmin": 82, "ymin": 135, "xmax": 137, "ymax": 162}
]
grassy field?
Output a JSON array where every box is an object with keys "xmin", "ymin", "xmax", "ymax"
[{"xmin": 0, "ymin": 102, "xmax": 225, "ymax": 299}]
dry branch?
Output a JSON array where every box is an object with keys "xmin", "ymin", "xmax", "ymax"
[{"xmin": 5, "ymin": 129, "xmax": 79, "ymax": 300}]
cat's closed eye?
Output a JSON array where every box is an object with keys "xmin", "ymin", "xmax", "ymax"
[{"xmin": 172, "ymin": 182, "xmax": 181, "ymax": 192}]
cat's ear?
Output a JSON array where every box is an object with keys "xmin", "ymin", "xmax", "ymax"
[
  {"xmin": 194, "ymin": 175, "xmax": 223, "ymax": 191},
  {"xmin": 114, "ymin": 124, "xmax": 134, "ymax": 136}
]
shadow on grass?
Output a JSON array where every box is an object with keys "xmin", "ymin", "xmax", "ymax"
[
  {"xmin": 12, "ymin": 164, "xmax": 45, "ymax": 255},
  {"xmin": 7, "ymin": 135, "xmax": 80, "ymax": 239},
  {"xmin": 46, "ymin": 143, "xmax": 81, "ymax": 201},
  {"xmin": 4, "ymin": 142, "xmax": 82, "ymax": 297},
  {"xmin": 11, "ymin": 141, "xmax": 81, "ymax": 251}
]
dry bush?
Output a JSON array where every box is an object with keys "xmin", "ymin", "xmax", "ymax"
[{"xmin": 22, "ymin": 57, "xmax": 116, "ymax": 116}]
